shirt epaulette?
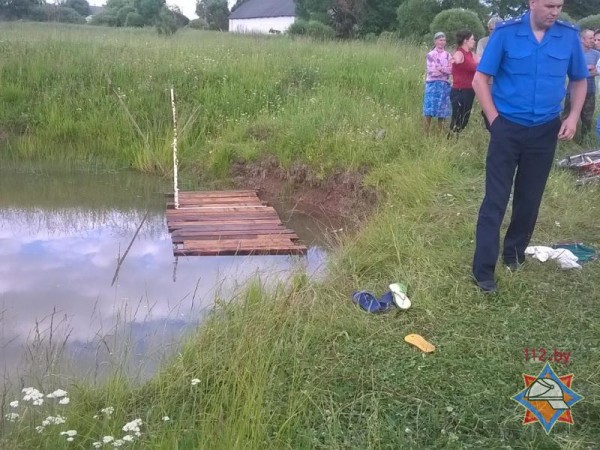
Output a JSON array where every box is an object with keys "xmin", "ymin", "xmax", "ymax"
[
  {"xmin": 494, "ymin": 17, "xmax": 523, "ymax": 29},
  {"xmin": 555, "ymin": 19, "xmax": 579, "ymax": 31}
]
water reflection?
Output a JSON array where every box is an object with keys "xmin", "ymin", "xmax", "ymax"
[{"xmin": 0, "ymin": 172, "xmax": 328, "ymax": 381}]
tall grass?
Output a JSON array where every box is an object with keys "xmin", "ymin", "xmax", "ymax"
[
  {"xmin": 1, "ymin": 23, "xmax": 599, "ymax": 449},
  {"xmin": 0, "ymin": 22, "xmax": 427, "ymax": 176}
]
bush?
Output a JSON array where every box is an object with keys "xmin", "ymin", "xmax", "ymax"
[
  {"xmin": 305, "ymin": 20, "xmax": 335, "ymax": 40},
  {"xmin": 156, "ymin": 7, "xmax": 178, "ymax": 35},
  {"xmin": 90, "ymin": 11, "xmax": 119, "ymax": 26},
  {"xmin": 397, "ymin": 0, "xmax": 441, "ymax": 39},
  {"xmin": 55, "ymin": 6, "xmax": 85, "ymax": 23},
  {"xmin": 288, "ymin": 18, "xmax": 309, "ymax": 36},
  {"xmin": 363, "ymin": 32, "xmax": 377, "ymax": 42},
  {"xmin": 430, "ymin": 8, "xmax": 485, "ymax": 45},
  {"xmin": 377, "ymin": 30, "xmax": 401, "ymax": 43},
  {"xmin": 28, "ymin": 5, "xmax": 85, "ymax": 24},
  {"xmin": 125, "ymin": 11, "xmax": 144, "ymax": 27},
  {"xmin": 559, "ymin": 12, "xmax": 575, "ymax": 23},
  {"xmin": 578, "ymin": 14, "xmax": 600, "ymax": 33},
  {"xmin": 189, "ymin": 18, "xmax": 209, "ymax": 30},
  {"xmin": 116, "ymin": 5, "xmax": 136, "ymax": 26}
]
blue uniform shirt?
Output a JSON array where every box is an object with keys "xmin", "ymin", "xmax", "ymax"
[{"xmin": 477, "ymin": 12, "xmax": 588, "ymax": 127}]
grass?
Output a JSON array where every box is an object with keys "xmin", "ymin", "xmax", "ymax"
[{"xmin": 1, "ymin": 22, "xmax": 600, "ymax": 449}]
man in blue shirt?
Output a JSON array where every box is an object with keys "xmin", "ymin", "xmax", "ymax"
[{"xmin": 471, "ymin": 0, "xmax": 588, "ymax": 293}]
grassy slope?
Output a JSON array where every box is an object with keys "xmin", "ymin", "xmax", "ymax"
[{"xmin": 1, "ymin": 23, "xmax": 599, "ymax": 449}]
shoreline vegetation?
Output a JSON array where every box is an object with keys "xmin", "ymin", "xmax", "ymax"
[{"xmin": 2, "ymin": 22, "xmax": 600, "ymax": 448}]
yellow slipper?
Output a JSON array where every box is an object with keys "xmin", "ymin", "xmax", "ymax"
[{"xmin": 404, "ymin": 334, "xmax": 435, "ymax": 353}]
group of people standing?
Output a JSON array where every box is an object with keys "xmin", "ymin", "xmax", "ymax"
[
  {"xmin": 423, "ymin": 21, "xmax": 493, "ymax": 135},
  {"xmin": 423, "ymin": 16, "xmax": 600, "ymax": 144},
  {"xmin": 422, "ymin": 0, "xmax": 591, "ymax": 294}
]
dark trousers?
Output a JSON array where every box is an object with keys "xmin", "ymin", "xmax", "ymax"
[
  {"xmin": 449, "ymin": 88, "xmax": 475, "ymax": 133},
  {"xmin": 563, "ymin": 93, "xmax": 595, "ymax": 140},
  {"xmin": 472, "ymin": 116, "xmax": 561, "ymax": 282}
]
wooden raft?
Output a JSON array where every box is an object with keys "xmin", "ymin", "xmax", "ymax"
[{"xmin": 166, "ymin": 190, "xmax": 307, "ymax": 256}]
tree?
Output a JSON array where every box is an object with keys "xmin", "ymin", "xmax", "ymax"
[
  {"xmin": 430, "ymin": 8, "xmax": 486, "ymax": 43},
  {"xmin": 485, "ymin": 0, "xmax": 526, "ymax": 18},
  {"xmin": 196, "ymin": 0, "xmax": 228, "ymax": 31},
  {"xmin": 440, "ymin": 0, "xmax": 487, "ymax": 19},
  {"xmin": 578, "ymin": 14, "xmax": 600, "ymax": 33},
  {"xmin": 295, "ymin": 0, "xmax": 330, "ymax": 24},
  {"xmin": 65, "ymin": 0, "xmax": 90, "ymax": 17},
  {"xmin": 396, "ymin": 0, "xmax": 441, "ymax": 39},
  {"xmin": 563, "ymin": 0, "xmax": 600, "ymax": 21},
  {"xmin": 156, "ymin": 5, "xmax": 177, "ymax": 34},
  {"xmin": 358, "ymin": 0, "xmax": 402, "ymax": 35},
  {"xmin": 330, "ymin": 0, "xmax": 364, "ymax": 38},
  {"xmin": 133, "ymin": 0, "xmax": 164, "ymax": 23},
  {"xmin": 0, "ymin": 0, "xmax": 39, "ymax": 18}
]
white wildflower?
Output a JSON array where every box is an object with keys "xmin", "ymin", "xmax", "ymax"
[
  {"xmin": 101, "ymin": 406, "xmax": 115, "ymax": 417},
  {"xmin": 42, "ymin": 415, "xmax": 66, "ymax": 426},
  {"xmin": 93, "ymin": 415, "xmax": 99, "ymax": 419},
  {"xmin": 47, "ymin": 389, "xmax": 68, "ymax": 399},
  {"xmin": 67, "ymin": 437, "xmax": 74, "ymax": 442},
  {"xmin": 36, "ymin": 426, "xmax": 45, "ymax": 433},
  {"xmin": 32, "ymin": 398, "xmax": 44, "ymax": 406},
  {"xmin": 191, "ymin": 378, "xmax": 200, "ymax": 386},
  {"xmin": 22, "ymin": 387, "xmax": 44, "ymax": 403},
  {"xmin": 103, "ymin": 436, "xmax": 114, "ymax": 444},
  {"xmin": 112, "ymin": 439, "xmax": 124, "ymax": 448},
  {"xmin": 92, "ymin": 442, "xmax": 102, "ymax": 448},
  {"xmin": 162, "ymin": 416, "xmax": 170, "ymax": 422},
  {"xmin": 122, "ymin": 435, "xmax": 134, "ymax": 442},
  {"xmin": 122, "ymin": 418, "xmax": 143, "ymax": 433},
  {"xmin": 9, "ymin": 401, "xmax": 19, "ymax": 408},
  {"xmin": 59, "ymin": 397, "xmax": 70, "ymax": 405},
  {"xmin": 60, "ymin": 430, "xmax": 77, "ymax": 437},
  {"xmin": 4, "ymin": 413, "xmax": 19, "ymax": 422}
]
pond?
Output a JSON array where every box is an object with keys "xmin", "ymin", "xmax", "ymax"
[{"xmin": 0, "ymin": 171, "xmax": 337, "ymax": 382}]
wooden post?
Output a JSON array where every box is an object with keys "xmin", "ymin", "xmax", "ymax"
[{"xmin": 170, "ymin": 87, "xmax": 179, "ymax": 209}]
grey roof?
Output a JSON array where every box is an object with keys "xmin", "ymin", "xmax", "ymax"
[{"xmin": 229, "ymin": 0, "xmax": 296, "ymax": 20}]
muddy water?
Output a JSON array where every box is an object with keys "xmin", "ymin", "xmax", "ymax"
[{"xmin": 0, "ymin": 171, "xmax": 336, "ymax": 382}]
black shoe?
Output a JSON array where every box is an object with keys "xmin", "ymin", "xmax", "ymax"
[
  {"xmin": 504, "ymin": 261, "xmax": 524, "ymax": 272},
  {"xmin": 474, "ymin": 279, "xmax": 497, "ymax": 293}
]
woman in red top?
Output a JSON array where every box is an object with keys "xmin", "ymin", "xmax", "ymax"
[{"xmin": 449, "ymin": 30, "xmax": 479, "ymax": 136}]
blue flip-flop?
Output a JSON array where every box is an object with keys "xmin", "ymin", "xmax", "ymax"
[
  {"xmin": 352, "ymin": 291, "xmax": 382, "ymax": 313},
  {"xmin": 378, "ymin": 291, "xmax": 395, "ymax": 312}
]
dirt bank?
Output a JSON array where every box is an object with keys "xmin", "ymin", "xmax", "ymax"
[{"xmin": 230, "ymin": 156, "xmax": 378, "ymax": 223}]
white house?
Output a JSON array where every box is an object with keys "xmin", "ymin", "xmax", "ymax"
[{"xmin": 229, "ymin": 0, "xmax": 296, "ymax": 34}]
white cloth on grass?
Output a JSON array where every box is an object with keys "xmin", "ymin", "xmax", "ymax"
[{"xmin": 525, "ymin": 246, "xmax": 581, "ymax": 270}]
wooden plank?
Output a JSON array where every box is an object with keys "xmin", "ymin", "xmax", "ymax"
[
  {"xmin": 167, "ymin": 209, "xmax": 278, "ymax": 217},
  {"xmin": 170, "ymin": 197, "xmax": 262, "ymax": 206},
  {"xmin": 171, "ymin": 223, "xmax": 287, "ymax": 232},
  {"xmin": 175, "ymin": 247, "xmax": 307, "ymax": 256},
  {"xmin": 165, "ymin": 189, "xmax": 304, "ymax": 257},
  {"xmin": 171, "ymin": 230, "xmax": 300, "ymax": 244},
  {"xmin": 166, "ymin": 190, "xmax": 258, "ymax": 197},
  {"xmin": 168, "ymin": 201, "xmax": 267, "ymax": 209},
  {"xmin": 168, "ymin": 216, "xmax": 281, "ymax": 223},
  {"xmin": 183, "ymin": 240, "xmax": 305, "ymax": 252},
  {"xmin": 167, "ymin": 205, "xmax": 277, "ymax": 215},
  {"xmin": 169, "ymin": 219, "xmax": 281, "ymax": 227},
  {"xmin": 182, "ymin": 239, "xmax": 306, "ymax": 250}
]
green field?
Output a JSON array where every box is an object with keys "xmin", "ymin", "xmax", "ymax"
[{"xmin": 1, "ymin": 22, "xmax": 599, "ymax": 449}]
